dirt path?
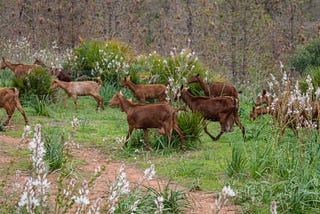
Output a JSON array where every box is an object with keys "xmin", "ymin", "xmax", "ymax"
[{"xmin": 0, "ymin": 133, "xmax": 236, "ymax": 213}]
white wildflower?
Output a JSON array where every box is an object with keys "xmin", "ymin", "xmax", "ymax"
[{"xmin": 143, "ymin": 164, "xmax": 156, "ymax": 180}]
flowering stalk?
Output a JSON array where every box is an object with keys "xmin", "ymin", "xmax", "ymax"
[
  {"xmin": 18, "ymin": 124, "xmax": 50, "ymax": 213},
  {"xmin": 214, "ymin": 185, "xmax": 236, "ymax": 214}
]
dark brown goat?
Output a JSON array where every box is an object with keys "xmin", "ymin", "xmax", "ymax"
[
  {"xmin": 251, "ymin": 92, "xmax": 319, "ymax": 131},
  {"xmin": 254, "ymin": 89, "xmax": 274, "ymax": 106},
  {"xmin": 180, "ymin": 86, "xmax": 245, "ymax": 141},
  {"xmin": 120, "ymin": 76, "xmax": 167, "ymax": 103},
  {"xmin": 34, "ymin": 59, "xmax": 72, "ymax": 82},
  {"xmin": 188, "ymin": 73, "xmax": 240, "ymax": 99},
  {"xmin": 50, "ymin": 78, "xmax": 104, "ymax": 111},
  {"xmin": 0, "ymin": 57, "xmax": 37, "ymax": 78},
  {"xmin": 109, "ymin": 92, "xmax": 185, "ymax": 150},
  {"xmin": 0, "ymin": 87, "xmax": 28, "ymax": 126}
]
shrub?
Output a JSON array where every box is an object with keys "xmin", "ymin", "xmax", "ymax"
[
  {"xmin": 176, "ymin": 111, "xmax": 205, "ymax": 147},
  {"xmin": 0, "ymin": 69, "xmax": 15, "ymax": 87},
  {"xmin": 43, "ymin": 128, "xmax": 65, "ymax": 171},
  {"xmin": 127, "ymin": 48, "xmax": 209, "ymax": 101},
  {"xmin": 65, "ymin": 39, "xmax": 134, "ymax": 85},
  {"xmin": 289, "ymin": 38, "xmax": 320, "ymax": 74},
  {"xmin": 13, "ymin": 66, "xmax": 53, "ymax": 101},
  {"xmin": 299, "ymin": 66, "xmax": 320, "ymax": 94}
]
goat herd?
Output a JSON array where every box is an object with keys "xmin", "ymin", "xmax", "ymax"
[{"xmin": 1, "ymin": 57, "xmax": 318, "ymax": 150}]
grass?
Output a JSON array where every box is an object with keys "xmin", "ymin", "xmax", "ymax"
[{"xmin": 1, "ymin": 87, "xmax": 319, "ymax": 213}]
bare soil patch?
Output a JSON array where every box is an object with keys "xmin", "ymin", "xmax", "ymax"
[{"xmin": 0, "ymin": 133, "xmax": 237, "ymax": 213}]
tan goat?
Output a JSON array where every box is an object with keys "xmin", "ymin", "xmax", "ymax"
[
  {"xmin": 120, "ymin": 76, "xmax": 167, "ymax": 103},
  {"xmin": 50, "ymin": 78, "xmax": 104, "ymax": 111},
  {"xmin": 0, "ymin": 57, "xmax": 37, "ymax": 78},
  {"xmin": 0, "ymin": 87, "xmax": 28, "ymax": 126}
]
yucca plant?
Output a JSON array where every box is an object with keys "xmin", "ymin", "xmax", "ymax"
[
  {"xmin": 177, "ymin": 111, "xmax": 205, "ymax": 148},
  {"xmin": 32, "ymin": 96, "xmax": 50, "ymax": 116},
  {"xmin": 226, "ymin": 143, "xmax": 247, "ymax": 178},
  {"xmin": 43, "ymin": 128, "xmax": 65, "ymax": 171}
]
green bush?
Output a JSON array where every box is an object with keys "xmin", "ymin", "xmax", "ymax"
[
  {"xmin": 127, "ymin": 48, "xmax": 209, "ymax": 101},
  {"xmin": 13, "ymin": 67, "xmax": 53, "ymax": 101},
  {"xmin": 65, "ymin": 39, "xmax": 134, "ymax": 85},
  {"xmin": 0, "ymin": 69, "xmax": 15, "ymax": 87},
  {"xmin": 298, "ymin": 66, "xmax": 320, "ymax": 97},
  {"xmin": 43, "ymin": 129, "xmax": 65, "ymax": 171},
  {"xmin": 290, "ymin": 38, "xmax": 320, "ymax": 74},
  {"xmin": 176, "ymin": 111, "xmax": 205, "ymax": 147}
]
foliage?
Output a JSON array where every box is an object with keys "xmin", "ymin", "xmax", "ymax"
[
  {"xmin": 31, "ymin": 95, "xmax": 51, "ymax": 116},
  {"xmin": 127, "ymin": 48, "xmax": 209, "ymax": 102},
  {"xmin": 0, "ymin": 69, "xmax": 15, "ymax": 87},
  {"xmin": 226, "ymin": 142, "xmax": 247, "ymax": 178},
  {"xmin": 298, "ymin": 66, "xmax": 320, "ymax": 95},
  {"xmin": 65, "ymin": 39, "xmax": 134, "ymax": 84},
  {"xmin": 43, "ymin": 128, "xmax": 65, "ymax": 171},
  {"xmin": 289, "ymin": 38, "xmax": 320, "ymax": 74},
  {"xmin": 13, "ymin": 67, "xmax": 53, "ymax": 100},
  {"xmin": 176, "ymin": 111, "xmax": 205, "ymax": 147}
]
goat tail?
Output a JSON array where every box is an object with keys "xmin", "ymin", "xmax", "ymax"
[
  {"xmin": 9, "ymin": 87, "xmax": 19, "ymax": 97},
  {"xmin": 97, "ymin": 76, "xmax": 102, "ymax": 86},
  {"xmin": 233, "ymin": 97, "xmax": 239, "ymax": 115}
]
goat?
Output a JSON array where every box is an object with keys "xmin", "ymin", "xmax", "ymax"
[
  {"xmin": 250, "ymin": 98, "xmax": 319, "ymax": 135},
  {"xmin": 119, "ymin": 76, "xmax": 167, "ymax": 103},
  {"xmin": 50, "ymin": 78, "xmax": 104, "ymax": 111},
  {"xmin": 1, "ymin": 57, "xmax": 37, "ymax": 78},
  {"xmin": 254, "ymin": 89, "xmax": 274, "ymax": 106},
  {"xmin": 253, "ymin": 89, "xmax": 319, "ymax": 129},
  {"xmin": 180, "ymin": 86, "xmax": 245, "ymax": 141},
  {"xmin": 34, "ymin": 58, "xmax": 72, "ymax": 82},
  {"xmin": 0, "ymin": 87, "xmax": 28, "ymax": 126},
  {"xmin": 109, "ymin": 92, "xmax": 185, "ymax": 150},
  {"xmin": 188, "ymin": 73, "xmax": 240, "ymax": 99}
]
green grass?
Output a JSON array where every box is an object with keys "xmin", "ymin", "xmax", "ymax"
[{"xmin": 1, "ymin": 88, "xmax": 319, "ymax": 213}]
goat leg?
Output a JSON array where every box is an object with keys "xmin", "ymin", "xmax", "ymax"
[
  {"xmin": 234, "ymin": 115, "xmax": 246, "ymax": 141},
  {"xmin": 16, "ymin": 103, "xmax": 28, "ymax": 125},
  {"xmin": 100, "ymin": 97, "xmax": 105, "ymax": 110},
  {"xmin": 173, "ymin": 125, "xmax": 185, "ymax": 150},
  {"xmin": 72, "ymin": 95, "xmax": 78, "ymax": 110},
  {"xmin": 63, "ymin": 95, "xmax": 69, "ymax": 108},
  {"xmin": 143, "ymin": 129, "xmax": 151, "ymax": 151},
  {"xmin": 204, "ymin": 125, "xmax": 223, "ymax": 141},
  {"xmin": 3, "ymin": 115, "xmax": 12, "ymax": 126},
  {"xmin": 125, "ymin": 127, "xmax": 135, "ymax": 147}
]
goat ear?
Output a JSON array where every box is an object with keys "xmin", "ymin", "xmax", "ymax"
[
  {"xmin": 262, "ymin": 89, "xmax": 266, "ymax": 95},
  {"xmin": 180, "ymin": 85, "xmax": 184, "ymax": 90},
  {"xmin": 119, "ymin": 91, "xmax": 123, "ymax": 95},
  {"xmin": 127, "ymin": 76, "xmax": 131, "ymax": 80}
]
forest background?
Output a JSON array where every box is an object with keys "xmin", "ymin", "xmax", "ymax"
[{"xmin": 1, "ymin": 0, "xmax": 320, "ymax": 87}]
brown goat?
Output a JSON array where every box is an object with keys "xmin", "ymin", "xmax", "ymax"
[
  {"xmin": 180, "ymin": 86, "xmax": 245, "ymax": 141},
  {"xmin": 120, "ymin": 76, "xmax": 167, "ymax": 103},
  {"xmin": 50, "ymin": 78, "xmax": 104, "ymax": 111},
  {"xmin": 0, "ymin": 57, "xmax": 37, "ymax": 78},
  {"xmin": 188, "ymin": 73, "xmax": 240, "ymax": 99},
  {"xmin": 34, "ymin": 59, "xmax": 72, "ymax": 82},
  {"xmin": 250, "ymin": 98, "xmax": 319, "ymax": 135},
  {"xmin": 254, "ymin": 89, "xmax": 274, "ymax": 106},
  {"xmin": 253, "ymin": 89, "xmax": 319, "ymax": 129},
  {"xmin": 0, "ymin": 87, "xmax": 28, "ymax": 126},
  {"xmin": 109, "ymin": 92, "xmax": 185, "ymax": 150}
]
